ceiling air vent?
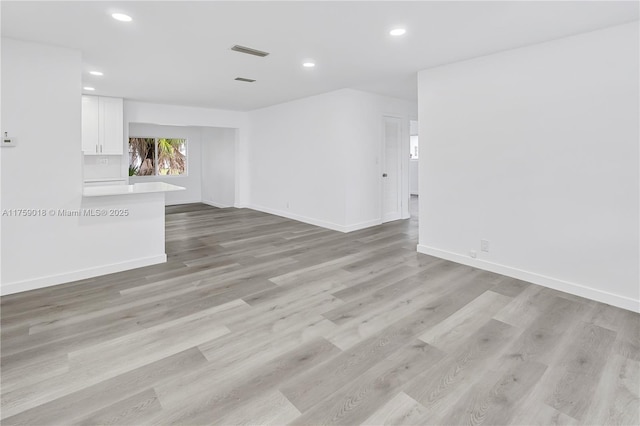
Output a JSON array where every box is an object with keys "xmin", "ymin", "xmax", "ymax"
[
  {"xmin": 235, "ymin": 77, "xmax": 256, "ymax": 83},
  {"xmin": 231, "ymin": 45, "xmax": 269, "ymax": 57}
]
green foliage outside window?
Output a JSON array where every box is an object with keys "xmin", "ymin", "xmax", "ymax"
[{"xmin": 129, "ymin": 138, "xmax": 187, "ymax": 176}]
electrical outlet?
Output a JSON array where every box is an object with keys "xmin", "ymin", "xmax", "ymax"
[
  {"xmin": 481, "ymin": 239, "xmax": 490, "ymax": 252},
  {"xmin": 469, "ymin": 250, "xmax": 477, "ymax": 258},
  {"xmin": 98, "ymin": 158, "xmax": 109, "ymax": 166}
]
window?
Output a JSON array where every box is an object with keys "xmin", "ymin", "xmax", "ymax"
[
  {"xmin": 129, "ymin": 137, "xmax": 187, "ymax": 176},
  {"xmin": 410, "ymin": 135, "xmax": 419, "ymax": 159}
]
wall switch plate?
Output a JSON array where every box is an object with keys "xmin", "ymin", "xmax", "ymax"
[{"xmin": 481, "ymin": 239, "xmax": 490, "ymax": 252}]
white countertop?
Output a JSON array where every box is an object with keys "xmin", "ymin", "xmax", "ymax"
[
  {"xmin": 84, "ymin": 177, "xmax": 128, "ymax": 182},
  {"xmin": 83, "ymin": 182, "xmax": 185, "ymax": 197}
]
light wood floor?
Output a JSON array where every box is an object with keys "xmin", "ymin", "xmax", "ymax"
[{"xmin": 1, "ymin": 200, "xmax": 638, "ymax": 425}]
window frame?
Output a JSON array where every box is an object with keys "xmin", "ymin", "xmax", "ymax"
[{"xmin": 128, "ymin": 136, "xmax": 188, "ymax": 178}]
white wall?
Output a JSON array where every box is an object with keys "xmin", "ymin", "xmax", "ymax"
[
  {"xmin": 201, "ymin": 127, "xmax": 236, "ymax": 208},
  {"xmin": 124, "ymin": 100, "xmax": 250, "ymax": 207},
  {"xmin": 409, "ymin": 160, "xmax": 419, "ymax": 195},
  {"xmin": 249, "ymin": 88, "xmax": 416, "ymax": 232},
  {"xmin": 129, "ymin": 123, "xmax": 203, "ymax": 205},
  {"xmin": 249, "ymin": 90, "xmax": 349, "ymax": 230},
  {"xmin": 0, "ymin": 38, "xmax": 167, "ymax": 293},
  {"xmin": 341, "ymin": 90, "xmax": 417, "ymax": 228},
  {"xmin": 83, "ymin": 155, "xmax": 124, "ymax": 181},
  {"xmin": 417, "ymin": 22, "xmax": 639, "ymax": 312}
]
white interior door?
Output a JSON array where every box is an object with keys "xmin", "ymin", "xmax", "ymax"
[{"xmin": 382, "ymin": 116, "xmax": 402, "ymax": 223}]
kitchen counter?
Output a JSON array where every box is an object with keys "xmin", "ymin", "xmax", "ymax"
[{"xmin": 83, "ymin": 182, "xmax": 185, "ymax": 197}]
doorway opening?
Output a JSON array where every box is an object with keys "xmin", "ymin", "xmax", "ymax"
[
  {"xmin": 128, "ymin": 123, "xmax": 238, "ymax": 207},
  {"xmin": 381, "ymin": 116, "xmax": 403, "ymax": 223},
  {"xmin": 409, "ymin": 119, "xmax": 419, "ymax": 220}
]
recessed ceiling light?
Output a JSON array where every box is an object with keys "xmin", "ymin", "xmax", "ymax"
[
  {"xmin": 112, "ymin": 13, "xmax": 132, "ymax": 22},
  {"xmin": 302, "ymin": 62, "xmax": 315, "ymax": 68},
  {"xmin": 89, "ymin": 71, "xmax": 103, "ymax": 76},
  {"xmin": 390, "ymin": 28, "xmax": 406, "ymax": 36},
  {"xmin": 83, "ymin": 87, "xmax": 96, "ymax": 91}
]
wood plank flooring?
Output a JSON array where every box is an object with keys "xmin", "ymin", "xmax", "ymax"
[{"xmin": 2, "ymin": 199, "xmax": 639, "ymax": 425}]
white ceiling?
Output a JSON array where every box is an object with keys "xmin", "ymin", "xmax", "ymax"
[{"xmin": 2, "ymin": 1, "xmax": 638, "ymax": 111}]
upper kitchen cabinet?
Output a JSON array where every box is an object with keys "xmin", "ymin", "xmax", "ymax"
[{"xmin": 82, "ymin": 95, "xmax": 123, "ymax": 155}]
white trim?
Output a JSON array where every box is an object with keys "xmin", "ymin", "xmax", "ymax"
[
  {"xmin": 0, "ymin": 254, "xmax": 167, "ymax": 296},
  {"xmin": 165, "ymin": 197, "xmax": 201, "ymax": 206},
  {"xmin": 250, "ymin": 204, "xmax": 347, "ymax": 232},
  {"xmin": 202, "ymin": 199, "xmax": 232, "ymax": 209},
  {"xmin": 344, "ymin": 218, "xmax": 383, "ymax": 233},
  {"xmin": 249, "ymin": 204, "xmax": 381, "ymax": 233},
  {"xmin": 417, "ymin": 244, "xmax": 640, "ymax": 313},
  {"xmin": 383, "ymin": 212, "xmax": 402, "ymax": 223},
  {"xmin": 381, "ymin": 115, "xmax": 404, "ymax": 224}
]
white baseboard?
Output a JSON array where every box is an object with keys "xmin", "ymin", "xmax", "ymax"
[
  {"xmin": 344, "ymin": 218, "xmax": 383, "ymax": 232},
  {"xmin": 0, "ymin": 254, "xmax": 167, "ymax": 296},
  {"xmin": 250, "ymin": 205, "xmax": 384, "ymax": 233},
  {"xmin": 249, "ymin": 204, "xmax": 380, "ymax": 233},
  {"xmin": 249, "ymin": 204, "xmax": 349, "ymax": 232},
  {"xmin": 202, "ymin": 200, "xmax": 232, "ymax": 209},
  {"xmin": 417, "ymin": 244, "xmax": 640, "ymax": 313},
  {"xmin": 383, "ymin": 212, "xmax": 402, "ymax": 223}
]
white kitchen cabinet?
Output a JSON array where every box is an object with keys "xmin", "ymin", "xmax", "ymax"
[
  {"xmin": 81, "ymin": 96, "xmax": 100, "ymax": 154},
  {"xmin": 82, "ymin": 95, "xmax": 123, "ymax": 155},
  {"xmin": 99, "ymin": 97, "xmax": 124, "ymax": 155}
]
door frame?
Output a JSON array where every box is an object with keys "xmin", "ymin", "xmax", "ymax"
[{"xmin": 380, "ymin": 115, "xmax": 404, "ymax": 223}]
